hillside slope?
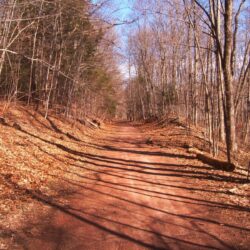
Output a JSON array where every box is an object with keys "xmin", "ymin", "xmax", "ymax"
[{"xmin": 0, "ymin": 104, "xmax": 101, "ymax": 248}]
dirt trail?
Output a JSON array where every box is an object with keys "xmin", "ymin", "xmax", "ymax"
[{"xmin": 4, "ymin": 123, "xmax": 250, "ymax": 250}]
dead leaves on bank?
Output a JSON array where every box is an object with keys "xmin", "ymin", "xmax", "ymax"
[
  {"xmin": 0, "ymin": 105, "xmax": 101, "ymax": 247},
  {"xmin": 141, "ymin": 119, "xmax": 250, "ymax": 208}
]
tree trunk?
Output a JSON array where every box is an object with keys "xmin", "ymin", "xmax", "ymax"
[{"xmin": 222, "ymin": 0, "xmax": 237, "ymax": 163}]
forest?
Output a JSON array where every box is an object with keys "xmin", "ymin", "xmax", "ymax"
[
  {"xmin": 0, "ymin": 0, "xmax": 249, "ymax": 162},
  {"xmin": 0, "ymin": 0, "xmax": 120, "ymax": 118},
  {"xmin": 125, "ymin": 0, "xmax": 249, "ymax": 163},
  {"xmin": 0, "ymin": 0, "xmax": 250, "ymax": 249}
]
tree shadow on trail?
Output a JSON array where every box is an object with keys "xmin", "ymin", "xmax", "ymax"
[
  {"xmin": 52, "ymin": 142, "xmax": 248, "ymax": 185},
  {"xmin": 32, "ymin": 144, "xmax": 250, "ymax": 213},
  {"xmin": 3, "ymin": 119, "xmax": 250, "ymax": 249},
  {"xmin": 2, "ymin": 175, "xmax": 240, "ymax": 250},
  {"xmin": 11, "ymin": 125, "xmax": 250, "ymax": 186},
  {"xmin": 101, "ymin": 145, "xmax": 196, "ymax": 159}
]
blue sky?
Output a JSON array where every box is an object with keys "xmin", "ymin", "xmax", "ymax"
[
  {"xmin": 112, "ymin": 0, "xmax": 132, "ymax": 20},
  {"xmin": 91, "ymin": 0, "xmax": 133, "ymax": 21},
  {"xmin": 91, "ymin": 0, "xmax": 135, "ymax": 79},
  {"xmin": 95, "ymin": 0, "xmax": 250, "ymax": 79},
  {"xmin": 104, "ymin": 0, "xmax": 135, "ymax": 79}
]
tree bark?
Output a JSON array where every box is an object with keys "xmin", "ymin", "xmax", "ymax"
[{"xmin": 222, "ymin": 0, "xmax": 237, "ymax": 162}]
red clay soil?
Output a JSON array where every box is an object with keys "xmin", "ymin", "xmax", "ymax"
[{"xmin": 0, "ymin": 111, "xmax": 250, "ymax": 249}]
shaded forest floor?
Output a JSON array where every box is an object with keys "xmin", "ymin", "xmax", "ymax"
[{"xmin": 0, "ymin": 104, "xmax": 249, "ymax": 249}]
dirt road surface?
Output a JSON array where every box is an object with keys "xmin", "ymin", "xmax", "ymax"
[{"xmin": 5, "ymin": 123, "xmax": 250, "ymax": 250}]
